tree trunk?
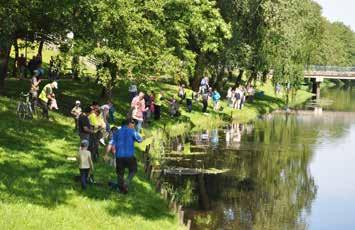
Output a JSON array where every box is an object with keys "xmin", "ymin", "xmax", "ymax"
[
  {"xmin": 261, "ymin": 70, "xmax": 269, "ymax": 83},
  {"xmin": 0, "ymin": 39, "xmax": 13, "ymax": 95},
  {"xmin": 235, "ymin": 69, "xmax": 244, "ymax": 87},
  {"xmin": 227, "ymin": 67, "xmax": 234, "ymax": 81},
  {"xmin": 215, "ymin": 64, "xmax": 225, "ymax": 91},
  {"xmin": 191, "ymin": 54, "xmax": 205, "ymax": 91},
  {"xmin": 12, "ymin": 39, "xmax": 19, "ymax": 78},
  {"xmin": 37, "ymin": 38, "xmax": 45, "ymax": 57},
  {"xmin": 247, "ymin": 69, "xmax": 257, "ymax": 87}
]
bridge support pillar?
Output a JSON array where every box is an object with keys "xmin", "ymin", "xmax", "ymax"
[{"xmin": 312, "ymin": 77, "xmax": 323, "ymax": 100}]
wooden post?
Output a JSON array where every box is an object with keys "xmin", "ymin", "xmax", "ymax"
[
  {"xmin": 179, "ymin": 210, "xmax": 184, "ymax": 225},
  {"xmin": 178, "ymin": 205, "xmax": 182, "ymax": 214},
  {"xmin": 149, "ymin": 165, "xmax": 154, "ymax": 180},
  {"xmin": 186, "ymin": 219, "xmax": 191, "ymax": 230},
  {"xmin": 173, "ymin": 201, "xmax": 177, "ymax": 212}
]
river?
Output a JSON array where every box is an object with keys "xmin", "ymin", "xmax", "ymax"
[{"xmin": 160, "ymin": 86, "xmax": 355, "ymax": 230}]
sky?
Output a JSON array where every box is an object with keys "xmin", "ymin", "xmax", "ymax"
[{"xmin": 315, "ymin": 0, "xmax": 355, "ymax": 31}]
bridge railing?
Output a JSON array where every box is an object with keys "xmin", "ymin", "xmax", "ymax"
[{"xmin": 307, "ymin": 65, "xmax": 355, "ymax": 72}]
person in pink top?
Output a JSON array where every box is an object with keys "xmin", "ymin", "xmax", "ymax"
[{"xmin": 131, "ymin": 92, "xmax": 147, "ymax": 133}]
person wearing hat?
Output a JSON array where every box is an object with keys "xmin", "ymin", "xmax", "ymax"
[
  {"xmin": 77, "ymin": 139, "xmax": 94, "ymax": 190},
  {"xmin": 106, "ymin": 119, "xmax": 143, "ymax": 194},
  {"xmin": 38, "ymin": 81, "xmax": 58, "ymax": 119},
  {"xmin": 71, "ymin": 100, "xmax": 82, "ymax": 132}
]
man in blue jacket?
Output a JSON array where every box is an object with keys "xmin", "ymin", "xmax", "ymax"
[{"xmin": 107, "ymin": 119, "xmax": 143, "ymax": 193}]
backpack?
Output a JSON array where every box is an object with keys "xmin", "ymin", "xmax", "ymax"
[{"xmin": 235, "ymin": 92, "xmax": 241, "ymax": 100}]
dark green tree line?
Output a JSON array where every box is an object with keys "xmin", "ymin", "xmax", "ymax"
[{"xmin": 1, "ymin": 0, "xmax": 354, "ymax": 95}]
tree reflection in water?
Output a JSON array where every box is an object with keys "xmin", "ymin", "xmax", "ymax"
[{"xmin": 162, "ymin": 114, "xmax": 349, "ymax": 230}]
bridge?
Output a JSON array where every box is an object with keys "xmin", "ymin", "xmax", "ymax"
[
  {"xmin": 303, "ymin": 65, "xmax": 355, "ymax": 99},
  {"xmin": 304, "ymin": 65, "xmax": 355, "ymax": 80}
]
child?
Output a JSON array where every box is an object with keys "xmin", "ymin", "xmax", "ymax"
[
  {"xmin": 49, "ymin": 93, "xmax": 59, "ymax": 110},
  {"xmin": 77, "ymin": 140, "xmax": 94, "ymax": 189},
  {"xmin": 105, "ymin": 126, "xmax": 119, "ymax": 168},
  {"xmin": 212, "ymin": 89, "xmax": 221, "ymax": 111}
]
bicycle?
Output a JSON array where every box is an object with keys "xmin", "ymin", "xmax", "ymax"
[{"xmin": 17, "ymin": 92, "xmax": 33, "ymax": 120}]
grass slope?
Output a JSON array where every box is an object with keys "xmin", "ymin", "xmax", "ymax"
[{"xmin": 0, "ymin": 89, "xmax": 181, "ymax": 229}]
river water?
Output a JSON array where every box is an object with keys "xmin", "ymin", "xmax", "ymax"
[{"xmin": 161, "ymin": 86, "xmax": 355, "ymax": 230}]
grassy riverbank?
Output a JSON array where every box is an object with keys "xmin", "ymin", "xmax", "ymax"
[{"xmin": 0, "ymin": 79, "xmax": 312, "ymax": 229}]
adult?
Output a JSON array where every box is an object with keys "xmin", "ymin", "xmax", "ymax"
[
  {"xmin": 239, "ymin": 87, "xmax": 246, "ymax": 110},
  {"xmin": 38, "ymin": 81, "xmax": 58, "ymax": 119},
  {"xmin": 106, "ymin": 119, "xmax": 143, "ymax": 193},
  {"xmin": 186, "ymin": 91, "xmax": 194, "ymax": 113},
  {"xmin": 169, "ymin": 98, "xmax": 180, "ymax": 117},
  {"xmin": 28, "ymin": 56, "xmax": 37, "ymax": 76},
  {"xmin": 128, "ymin": 83, "xmax": 138, "ymax": 101},
  {"xmin": 178, "ymin": 84, "xmax": 186, "ymax": 101},
  {"xmin": 226, "ymin": 87, "xmax": 233, "ymax": 107},
  {"xmin": 131, "ymin": 92, "xmax": 146, "ymax": 133},
  {"xmin": 88, "ymin": 106, "xmax": 105, "ymax": 161},
  {"xmin": 16, "ymin": 54, "xmax": 26, "ymax": 79},
  {"xmin": 34, "ymin": 55, "xmax": 44, "ymax": 76},
  {"xmin": 49, "ymin": 56, "xmax": 55, "ymax": 81},
  {"xmin": 154, "ymin": 91, "xmax": 163, "ymax": 120},
  {"xmin": 30, "ymin": 74, "xmax": 41, "ymax": 110},
  {"xmin": 100, "ymin": 104, "xmax": 110, "ymax": 132},
  {"xmin": 78, "ymin": 106, "xmax": 94, "ymax": 143},
  {"xmin": 107, "ymin": 100, "xmax": 116, "ymax": 123},
  {"xmin": 201, "ymin": 87, "xmax": 210, "ymax": 113},
  {"xmin": 233, "ymin": 87, "xmax": 242, "ymax": 110},
  {"xmin": 71, "ymin": 100, "xmax": 82, "ymax": 132},
  {"xmin": 200, "ymin": 77, "xmax": 209, "ymax": 88}
]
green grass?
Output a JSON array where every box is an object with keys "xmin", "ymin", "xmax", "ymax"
[
  {"xmin": 0, "ymin": 78, "xmax": 312, "ymax": 229},
  {"xmin": 0, "ymin": 85, "xmax": 182, "ymax": 229}
]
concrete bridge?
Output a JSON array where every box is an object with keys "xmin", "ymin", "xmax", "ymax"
[{"xmin": 303, "ymin": 65, "xmax": 355, "ymax": 99}]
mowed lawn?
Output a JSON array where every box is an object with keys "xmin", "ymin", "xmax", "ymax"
[{"xmin": 0, "ymin": 80, "xmax": 182, "ymax": 230}]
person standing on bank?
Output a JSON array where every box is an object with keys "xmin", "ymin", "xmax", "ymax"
[
  {"xmin": 212, "ymin": 89, "xmax": 221, "ymax": 111},
  {"xmin": 71, "ymin": 100, "xmax": 82, "ymax": 132},
  {"xmin": 154, "ymin": 91, "xmax": 163, "ymax": 120},
  {"xmin": 106, "ymin": 119, "xmax": 143, "ymax": 194},
  {"xmin": 30, "ymin": 73, "xmax": 41, "ymax": 110},
  {"xmin": 38, "ymin": 81, "xmax": 58, "ymax": 119},
  {"xmin": 78, "ymin": 106, "xmax": 94, "ymax": 143}
]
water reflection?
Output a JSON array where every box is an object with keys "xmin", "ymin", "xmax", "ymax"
[{"xmin": 162, "ymin": 111, "xmax": 353, "ymax": 230}]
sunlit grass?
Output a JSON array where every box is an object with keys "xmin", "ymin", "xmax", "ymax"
[{"xmin": 0, "ymin": 95, "xmax": 181, "ymax": 230}]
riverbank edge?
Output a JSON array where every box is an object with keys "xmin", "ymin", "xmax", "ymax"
[{"xmin": 140, "ymin": 83, "xmax": 313, "ymax": 157}]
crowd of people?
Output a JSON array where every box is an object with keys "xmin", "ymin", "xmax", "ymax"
[{"xmin": 28, "ymin": 73, "xmax": 258, "ymax": 194}]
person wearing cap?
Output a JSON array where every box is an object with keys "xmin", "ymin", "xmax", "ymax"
[
  {"xmin": 77, "ymin": 139, "xmax": 94, "ymax": 190},
  {"xmin": 71, "ymin": 100, "xmax": 82, "ymax": 132},
  {"xmin": 38, "ymin": 81, "xmax": 58, "ymax": 119},
  {"xmin": 106, "ymin": 119, "xmax": 143, "ymax": 194}
]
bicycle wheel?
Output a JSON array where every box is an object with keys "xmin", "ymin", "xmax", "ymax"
[
  {"xmin": 17, "ymin": 103, "xmax": 26, "ymax": 120},
  {"xmin": 25, "ymin": 103, "xmax": 33, "ymax": 119}
]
